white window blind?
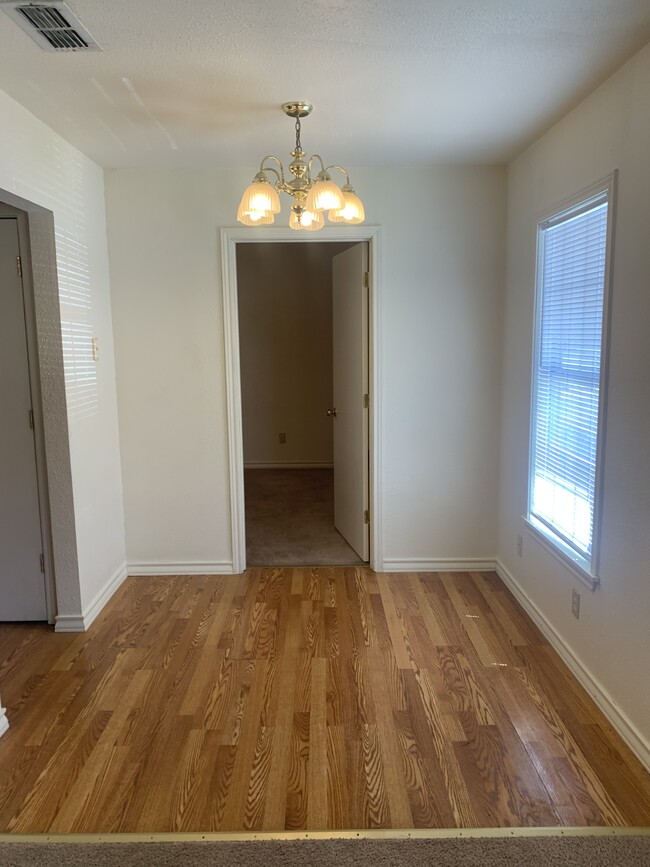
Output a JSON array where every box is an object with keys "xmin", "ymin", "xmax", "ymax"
[{"xmin": 530, "ymin": 191, "xmax": 610, "ymax": 567}]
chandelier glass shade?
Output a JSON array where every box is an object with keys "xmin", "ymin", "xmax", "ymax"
[
  {"xmin": 237, "ymin": 102, "xmax": 364, "ymax": 231},
  {"xmin": 328, "ymin": 187, "xmax": 365, "ymax": 223},
  {"xmin": 288, "ymin": 207, "xmax": 324, "ymax": 231}
]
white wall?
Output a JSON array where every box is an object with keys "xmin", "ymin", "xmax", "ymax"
[
  {"xmin": 0, "ymin": 88, "xmax": 126, "ymax": 619},
  {"xmin": 378, "ymin": 168, "xmax": 506, "ymax": 566},
  {"xmin": 498, "ymin": 42, "xmax": 650, "ymax": 756},
  {"xmin": 238, "ymin": 243, "xmax": 348, "ymax": 467},
  {"xmin": 106, "ymin": 165, "xmax": 505, "ymax": 571}
]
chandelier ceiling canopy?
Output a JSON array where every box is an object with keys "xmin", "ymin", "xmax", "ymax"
[{"xmin": 237, "ymin": 102, "xmax": 365, "ymax": 231}]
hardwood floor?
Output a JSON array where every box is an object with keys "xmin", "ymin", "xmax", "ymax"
[{"xmin": 0, "ymin": 569, "xmax": 649, "ymax": 832}]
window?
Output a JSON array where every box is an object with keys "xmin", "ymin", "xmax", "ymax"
[{"xmin": 528, "ymin": 176, "xmax": 615, "ymax": 584}]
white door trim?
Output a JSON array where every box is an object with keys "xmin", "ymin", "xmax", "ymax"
[
  {"xmin": 220, "ymin": 226, "xmax": 383, "ymax": 573},
  {"xmin": 0, "ymin": 193, "xmax": 80, "ymax": 626},
  {"xmin": 0, "ymin": 199, "xmax": 58, "ymax": 624}
]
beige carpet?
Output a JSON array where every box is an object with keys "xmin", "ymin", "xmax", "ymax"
[
  {"xmin": 1, "ymin": 836, "xmax": 650, "ymax": 865},
  {"xmin": 244, "ymin": 468, "xmax": 364, "ymax": 566}
]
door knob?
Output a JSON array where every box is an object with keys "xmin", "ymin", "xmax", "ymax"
[{"xmin": 326, "ymin": 408, "xmax": 337, "ymax": 417}]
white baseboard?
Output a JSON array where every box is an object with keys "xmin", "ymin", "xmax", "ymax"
[
  {"xmin": 244, "ymin": 462, "xmax": 334, "ymax": 469},
  {"xmin": 496, "ymin": 559, "xmax": 650, "ymax": 773},
  {"xmin": 0, "ymin": 706, "xmax": 8, "ymax": 738},
  {"xmin": 382, "ymin": 558, "xmax": 497, "ymax": 572},
  {"xmin": 55, "ymin": 561, "xmax": 128, "ymax": 634},
  {"xmin": 127, "ymin": 561, "xmax": 235, "ymax": 576}
]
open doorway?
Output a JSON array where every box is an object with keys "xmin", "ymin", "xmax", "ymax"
[
  {"xmin": 237, "ymin": 241, "xmax": 366, "ymax": 566},
  {"xmin": 221, "ymin": 226, "xmax": 382, "ymax": 573}
]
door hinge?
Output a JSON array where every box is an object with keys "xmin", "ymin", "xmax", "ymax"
[
  {"xmin": 29, "ymin": 409, "xmax": 34, "ymax": 429},
  {"xmin": 40, "ymin": 553, "xmax": 45, "ymax": 573},
  {"xmin": 17, "ymin": 256, "xmax": 22, "ymax": 277},
  {"xmin": 364, "ymin": 509, "xmax": 370, "ymax": 524},
  {"xmin": 363, "ymin": 393, "xmax": 369, "ymax": 409},
  {"xmin": 363, "ymin": 271, "xmax": 370, "ymax": 288}
]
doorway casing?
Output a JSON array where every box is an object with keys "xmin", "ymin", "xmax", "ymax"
[
  {"xmin": 221, "ymin": 226, "xmax": 383, "ymax": 573},
  {"xmin": 0, "ymin": 192, "xmax": 79, "ymax": 624}
]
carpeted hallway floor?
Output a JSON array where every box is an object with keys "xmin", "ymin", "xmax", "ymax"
[
  {"xmin": 244, "ymin": 468, "xmax": 363, "ymax": 566},
  {"xmin": 2, "ymin": 835, "xmax": 650, "ymax": 866}
]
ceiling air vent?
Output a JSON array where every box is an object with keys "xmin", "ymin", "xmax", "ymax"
[{"xmin": 0, "ymin": 1, "xmax": 101, "ymax": 51}]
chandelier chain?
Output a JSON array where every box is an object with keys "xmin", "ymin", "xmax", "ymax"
[{"xmin": 295, "ymin": 116, "xmax": 302, "ymax": 152}]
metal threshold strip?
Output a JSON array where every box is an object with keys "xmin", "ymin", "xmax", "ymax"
[{"xmin": 1, "ymin": 827, "xmax": 649, "ymax": 843}]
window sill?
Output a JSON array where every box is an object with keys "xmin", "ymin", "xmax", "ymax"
[{"xmin": 523, "ymin": 516, "xmax": 599, "ymax": 591}]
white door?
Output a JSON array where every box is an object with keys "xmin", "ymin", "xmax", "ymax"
[
  {"xmin": 0, "ymin": 218, "xmax": 47, "ymax": 621},
  {"xmin": 332, "ymin": 243, "xmax": 369, "ymax": 561}
]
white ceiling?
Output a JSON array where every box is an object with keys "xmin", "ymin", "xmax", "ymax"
[{"xmin": 0, "ymin": 0, "xmax": 649, "ymax": 169}]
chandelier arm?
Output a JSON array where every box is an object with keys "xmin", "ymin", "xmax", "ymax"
[
  {"xmin": 307, "ymin": 154, "xmax": 326, "ymax": 180},
  {"xmin": 324, "ymin": 164, "xmax": 351, "ymax": 186},
  {"xmin": 259, "ymin": 155, "xmax": 285, "ymax": 184}
]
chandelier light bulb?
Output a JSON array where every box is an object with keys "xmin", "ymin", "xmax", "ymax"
[
  {"xmin": 236, "ymin": 201, "xmax": 275, "ymax": 226},
  {"xmin": 328, "ymin": 188, "xmax": 365, "ymax": 224},
  {"xmin": 249, "ymin": 210, "xmax": 274, "ymax": 224},
  {"xmin": 289, "ymin": 207, "xmax": 324, "ymax": 231},
  {"xmin": 301, "ymin": 209, "xmax": 324, "ymax": 230},
  {"xmin": 305, "ymin": 177, "xmax": 345, "ymax": 213}
]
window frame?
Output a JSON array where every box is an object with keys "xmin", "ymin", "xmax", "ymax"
[{"xmin": 526, "ymin": 173, "xmax": 617, "ymax": 590}]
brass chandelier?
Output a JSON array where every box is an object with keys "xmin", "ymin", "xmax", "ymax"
[{"xmin": 237, "ymin": 101, "xmax": 365, "ymax": 231}]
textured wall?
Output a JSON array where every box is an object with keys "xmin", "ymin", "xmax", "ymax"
[
  {"xmin": 498, "ymin": 41, "xmax": 650, "ymax": 746},
  {"xmin": 105, "ymin": 164, "xmax": 506, "ymax": 568},
  {"xmin": 0, "ymin": 87, "xmax": 126, "ymax": 617}
]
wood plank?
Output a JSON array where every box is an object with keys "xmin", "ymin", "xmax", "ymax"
[
  {"xmin": 307, "ymin": 657, "xmax": 328, "ymax": 830},
  {"xmin": 413, "ymin": 574, "xmax": 451, "ymax": 646},
  {"xmin": 392, "ymin": 707, "xmax": 445, "ymax": 827},
  {"xmin": 412, "ymin": 666, "xmax": 479, "ymax": 826},
  {"xmin": 326, "ymin": 725, "xmax": 350, "ymax": 828},
  {"xmin": 219, "ymin": 657, "xmax": 269, "ymax": 829},
  {"xmin": 261, "ymin": 630, "xmax": 300, "ymax": 829},
  {"xmin": 470, "ymin": 572, "xmax": 529, "ymax": 647},
  {"xmin": 440, "ymin": 572, "xmax": 503, "ymax": 666},
  {"xmin": 376, "ymin": 574, "xmax": 412, "ymax": 669},
  {"xmin": 243, "ymin": 725, "xmax": 275, "ymax": 830},
  {"xmin": 284, "ymin": 711, "xmax": 310, "ymax": 830},
  {"xmin": 365, "ymin": 647, "xmax": 414, "ymax": 828},
  {"xmin": 360, "ymin": 723, "xmax": 391, "ymax": 827}
]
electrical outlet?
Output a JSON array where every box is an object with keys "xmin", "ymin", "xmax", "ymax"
[
  {"xmin": 572, "ymin": 589, "xmax": 580, "ymax": 620},
  {"xmin": 516, "ymin": 534, "xmax": 523, "ymax": 557},
  {"xmin": 278, "ymin": 432, "xmax": 287, "ymax": 444}
]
